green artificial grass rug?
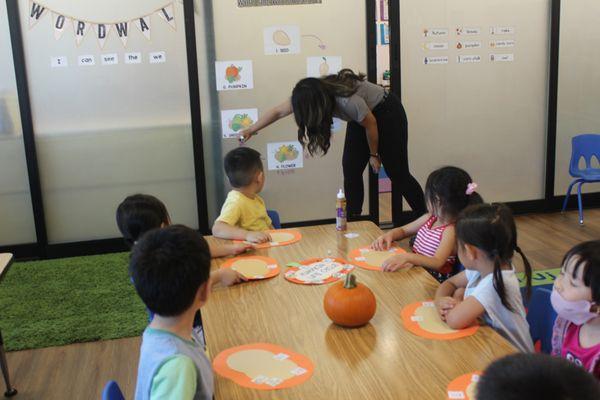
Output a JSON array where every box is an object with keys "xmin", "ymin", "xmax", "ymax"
[{"xmin": 0, "ymin": 252, "xmax": 148, "ymax": 352}]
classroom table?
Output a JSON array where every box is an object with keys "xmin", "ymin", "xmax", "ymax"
[{"xmin": 204, "ymin": 222, "xmax": 515, "ymax": 400}]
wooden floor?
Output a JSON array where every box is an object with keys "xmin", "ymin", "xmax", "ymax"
[{"xmin": 6, "ymin": 208, "xmax": 600, "ymax": 399}]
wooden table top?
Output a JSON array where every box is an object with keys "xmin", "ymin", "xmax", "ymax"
[{"xmin": 204, "ymin": 222, "xmax": 515, "ymax": 400}]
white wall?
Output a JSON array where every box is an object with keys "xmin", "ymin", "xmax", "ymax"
[{"xmin": 400, "ymin": 0, "xmax": 550, "ymax": 203}]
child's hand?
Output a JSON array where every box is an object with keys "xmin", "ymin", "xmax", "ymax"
[
  {"xmin": 217, "ymin": 268, "xmax": 248, "ymax": 287},
  {"xmin": 381, "ymin": 254, "xmax": 411, "ymax": 272},
  {"xmin": 227, "ymin": 243, "xmax": 254, "ymax": 256},
  {"xmin": 245, "ymin": 231, "xmax": 272, "ymax": 244},
  {"xmin": 435, "ymin": 296, "xmax": 459, "ymax": 321},
  {"xmin": 371, "ymin": 231, "xmax": 395, "ymax": 251}
]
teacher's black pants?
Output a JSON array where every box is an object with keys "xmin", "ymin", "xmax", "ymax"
[{"xmin": 342, "ymin": 92, "xmax": 426, "ymax": 227}]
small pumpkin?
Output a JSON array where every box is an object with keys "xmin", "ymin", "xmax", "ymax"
[{"xmin": 324, "ymin": 273, "xmax": 376, "ymax": 327}]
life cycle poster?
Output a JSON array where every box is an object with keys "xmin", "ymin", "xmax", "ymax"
[
  {"xmin": 208, "ymin": 0, "xmax": 369, "ymax": 224},
  {"xmin": 400, "ymin": 0, "xmax": 551, "ymax": 203}
]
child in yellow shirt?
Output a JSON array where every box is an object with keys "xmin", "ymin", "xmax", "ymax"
[{"xmin": 212, "ymin": 148, "xmax": 273, "ymax": 244}]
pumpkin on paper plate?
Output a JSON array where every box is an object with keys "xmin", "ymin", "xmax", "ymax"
[{"xmin": 324, "ymin": 273, "xmax": 376, "ymax": 327}]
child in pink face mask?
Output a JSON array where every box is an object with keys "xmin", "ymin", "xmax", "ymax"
[{"xmin": 551, "ymin": 241, "xmax": 600, "ymax": 379}]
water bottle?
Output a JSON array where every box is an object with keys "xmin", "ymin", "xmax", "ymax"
[{"xmin": 336, "ymin": 188, "xmax": 347, "ymax": 231}]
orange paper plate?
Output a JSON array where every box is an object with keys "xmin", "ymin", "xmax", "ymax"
[
  {"xmin": 348, "ymin": 246, "xmax": 407, "ymax": 271},
  {"xmin": 447, "ymin": 372, "xmax": 482, "ymax": 400},
  {"xmin": 401, "ymin": 301, "xmax": 479, "ymax": 340},
  {"xmin": 234, "ymin": 229, "xmax": 302, "ymax": 249},
  {"xmin": 284, "ymin": 257, "xmax": 354, "ymax": 285},
  {"xmin": 213, "ymin": 343, "xmax": 314, "ymax": 390},
  {"xmin": 221, "ymin": 255, "xmax": 280, "ymax": 280}
]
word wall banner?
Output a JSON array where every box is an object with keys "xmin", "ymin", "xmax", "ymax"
[{"xmin": 28, "ymin": 1, "xmax": 177, "ymax": 48}]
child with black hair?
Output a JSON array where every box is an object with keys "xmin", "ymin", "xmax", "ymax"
[
  {"xmin": 131, "ymin": 225, "xmax": 214, "ymax": 400},
  {"xmin": 434, "ymin": 203, "xmax": 534, "ymax": 352},
  {"xmin": 476, "ymin": 353, "xmax": 600, "ymax": 400},
  {"xmin": 116, "ymin": 194, "xmax": 249, "ymax": 287},
  {"xmin": 116, "ymin": 193, "xmax": 252, "ymax": 257},
  {"xmin": 551, "ymin": 240, "xmax": 600, "ymax": 379},
  {"xmin": 372, "ymin": 166, "xmax": 483, "ymax": 282},
  {"xmin": 212, "ymin": 147, "xmax": 274, "ymax": 243}
]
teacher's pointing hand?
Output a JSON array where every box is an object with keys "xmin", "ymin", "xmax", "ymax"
[{"xmin": 239, "ymin": 128, "xmax": 254, "ymax": 143}]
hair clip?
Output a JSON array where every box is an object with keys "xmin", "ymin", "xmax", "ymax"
[{"xmin": 466, "ymin": 182, "xmax": 478, "ymax": 195}]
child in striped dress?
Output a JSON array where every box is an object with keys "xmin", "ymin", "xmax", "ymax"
[{"xmin": 372, "ymin": 166, "xmax": 482, "ymax": 282}]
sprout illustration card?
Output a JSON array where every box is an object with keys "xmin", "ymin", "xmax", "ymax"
[
  {"xmin": 267, "ymin": 141, "xmax": 303, "ymax": 170},
  {"xmin": 213, "ymin": 343, "xmax": 314, "ymax": 390},
  {"xmin": 221, "ymin": 108, "xmax": 258, "ymax": 138},
  {"xmin": 284, "ymin": 257, "xmax": 354, "ymax": 285},
  {"xmin": 221, "ymin": 256, "xmax": 280, "ymax": 280},
  {"xmin": 264, "ymin": 25, "xmax": 301, "ymax": 55},
  {"xmin": 447, "ymin": 372, "xmax": 481, "ymax": 400},
  {"xmin": 215, "ymin": 60, "xmax": 254, "ymax": 91},
  {"xmin": 401, "ymin": 301, "xmax": 479, "ymax": 340},
  {"xmin": 306, "ymin": 56, "xmax": 342, "ymax": 77}
]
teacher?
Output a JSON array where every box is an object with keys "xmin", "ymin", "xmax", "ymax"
[{"xmin": 240, "ymin": 69, "xmax": 425, "ymax": 226}]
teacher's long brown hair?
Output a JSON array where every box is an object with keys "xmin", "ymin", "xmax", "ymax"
[{"xmin": 291, "ymin": 69, "xmax": 366, "ymax": 156}]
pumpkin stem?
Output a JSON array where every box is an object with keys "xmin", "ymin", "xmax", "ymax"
[{"xmin": 344, "ymin": 273, "xmax": 357, "ymax": 289}]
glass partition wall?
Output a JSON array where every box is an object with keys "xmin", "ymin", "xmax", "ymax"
[
  {"xmin": 0, "ymin": 0, "xmax": 36, "ymax": 246},
  {"xmin": 17, "ymin": 0, "xmax": 199, "ymax": 244}
]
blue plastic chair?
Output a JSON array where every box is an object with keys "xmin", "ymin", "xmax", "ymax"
[
  {"xmin": 102, "ymin": 380, "xmax": 125, "ymax": 400},
  {"xmin": 525, "ymin": 287, "xmax": 557, "ymax": 354},
  {"xmin": 561, "ymin": 134, "xmax": 600, "ymax": 224},
  {"xmin": 267, "ymin": 210, "xmax": 281, "ymax": 229}
]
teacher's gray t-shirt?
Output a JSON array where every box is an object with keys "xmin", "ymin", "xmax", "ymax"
[{"xmin": 333, "ymin": 80, "xmax": 385, "ymax": 123}]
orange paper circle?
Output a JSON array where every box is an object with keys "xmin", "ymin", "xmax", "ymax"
[
  {"xmin": 401, "ymin": 301, "xmax": 479, "ymax": 340},
  {"xmin": 213, "ymin": 343, "xmax": 314, "ymax": 390},
  {"xmin": 284, "ymin": 258, "xmax": 354, "ymax": 285},
  {"xmin": 447, "ymin": 372, "xmax": 482, "ymax": 400},
  {"xmin": 234, "ymin": 229, "xmax": 302, "ymax": 249},
  {"xmin": 348, "ymin": 246, "xmax": 407, "ymax": 271},
  {"xmin": 221, "ymin": 256, "xmax": 280, "ymax": 280}
]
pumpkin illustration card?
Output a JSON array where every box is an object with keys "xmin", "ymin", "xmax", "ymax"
[
  {"xmin": 263, "ymin": 25, "xmax": 301, "ymax": 55},
  {"xmin": 215, "ymin": 60, "xmax": 254, "ymax": 91},
  {"xmin": 213, "ymin": 343, "xmax": 314, "ymax": 390},
  {"xmin": 401, "ymin": 301, "xmax": 479, "ymax": 340}
]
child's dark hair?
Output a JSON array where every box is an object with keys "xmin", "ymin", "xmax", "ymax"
[
  {"xmin": 424, "ymin": 166, "xmax": 483, "ymax": 220},
  {"xmin": 224, "ymin": 147, "xmax": 263, "ymax": 188},
  {"xmin": 456, "ymin": 203, "xmax": 532, "ymax": 311},
  {"xmin": 129, "ymin": 225, "xmax": 211, "ymax": 317},
  {"xmin": 561, "ymin": 240, "xmax": 600, "ymax": 303},
  {"xmin": 477, "ymin": 353, "xmax": 600, "ymax": 400},
  {"xmin": 116, "ymin": 194, "xmax": 170, "ymax": 247}
]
